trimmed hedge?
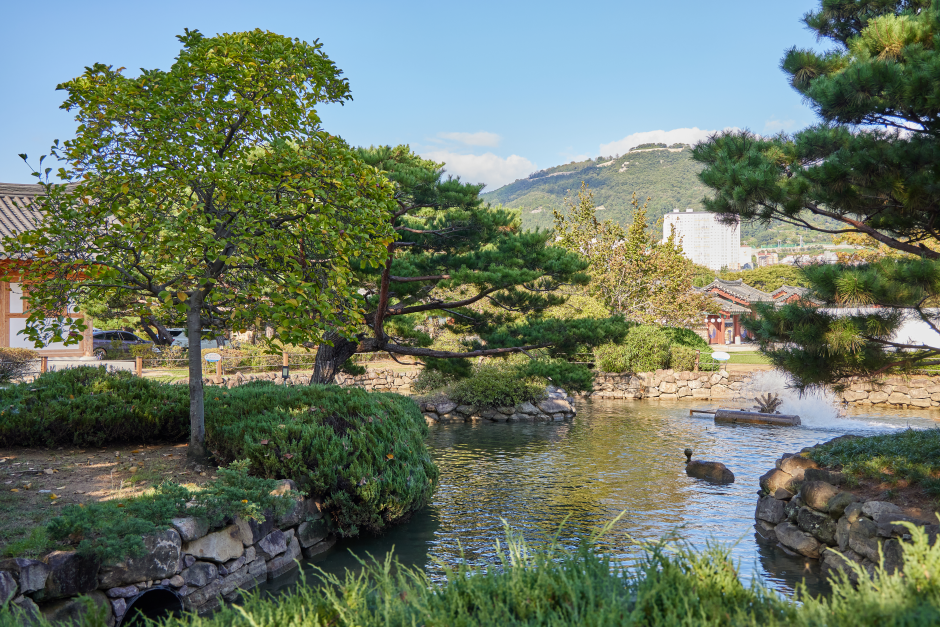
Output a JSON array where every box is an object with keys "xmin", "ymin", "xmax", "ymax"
[
  {"xmin": 0, "ymin": 368, "xmax": 438, "ymax": 537},
  {"xmin": 447, "ymin": 360, "xmax": 546, "ymax": 409}
]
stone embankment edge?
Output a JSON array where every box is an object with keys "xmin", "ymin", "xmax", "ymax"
[
  {"xmin": 754, "ymin": 440, "xmax": 939, "ymax": 582},
  {"xmin": 0, "ymin": 480, "xmax": 336, "ymax": 625}
]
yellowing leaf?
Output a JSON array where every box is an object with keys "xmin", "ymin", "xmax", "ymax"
[{"xmin": 386, "ymin": 453, "xmax": 394, "ymax": 460}]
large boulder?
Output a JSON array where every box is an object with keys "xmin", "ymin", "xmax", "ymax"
[
  {"xmin": 775, "ymin": 522, "xmax": 822, "ymax": 558},
  {"xmin": 0, "ymin": 571, "xmax": 17, "ymax": 606},
  {"xmin": 686, "ymin": 461, "xmax": 735, "ymax": 483},
  {"xmin": 537, "ymin": 399, "xmax": 573, "ymax": 414},
  {"xmin": 797, "ymin": 507, "xmax": 837, "ymax": 545},
  {"xmin": 759, "ymin": 469, "xmax": 794, "ymax": 494},
  {"xmin": 266, "ymin": 535, "xmax": 302, "ymax": 579},
  {"xmin": 182, "ymin": 561, "xmax": 218, "ymax": 587},
  {"xmin": 171, "ymin": 517, "xmax": 209, "ymax": 543},
  {"xmin": 257, "ymin": 530, "xmax": 288, "ymax": 559},
  {"xmin": 0, "ymin": 558, "xmax": 48, "ymax": 593},
  {"xmin": 40, "ymin": 590, "xmax": 113, "ymax": 627},
  {"xmin": 297, "ymin": 520, "xmax": 329, "ymax": 548},
  {"xmin": 183, "ymin": 525, "xmax": 244, "ymax": 563},
  {"xmin": 99, "ymin": 528, "xmax": 182, "ymax": 588},
  {"xmin": 755, "ymin": 496, "xmax": 786, "ymax": 524},
  {"xmin": 826, "ymin": 492, "xmax": 860, "ymax": 519},
  {"xmin": 235, "ymin": 516, "xmax": 275, "ymax": 547},
  {"xmin": 803, "ymin": 468, "xmax": 846, "ymax": 486},
  {"xmin": 35, "ymin": 551, "xmax": 100, "ymax": 602},
  {"xmin": 800, "ymin": 481, "xmax": 840, "ymax": 512},
  {"xmin": 777, "ymin": 455, "xmax": 819, "ymax": 481},
  {"xmin": 848, "ymin": 518, "xmax": 882, "ymax": 562},
  {"xmin": 861, "ymin": 501, "xmax": 904, "ymax": 523}
]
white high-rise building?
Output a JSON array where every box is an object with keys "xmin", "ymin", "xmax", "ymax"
[{"xmin": 662, "ymin": 208, "xmax": 741, "ymax": 271}]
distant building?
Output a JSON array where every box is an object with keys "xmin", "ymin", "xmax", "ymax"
[
  {"xmin": 698, "ymin": 279, "xmax": 774, "ymax": 345},
  {"xmin": 663, "ymin": 209, "xmax": 741, "ymax": 271},
  {"xmin": 740, "ymin": 245, "xmax": 756, "ymax": 268},
  {"xmin": 756, "ymin": 252, "xmax": 779, "ymax": 267},
  {"xmin": 780, "ymin": 251, "xmax": 838, "ymax": 266}
]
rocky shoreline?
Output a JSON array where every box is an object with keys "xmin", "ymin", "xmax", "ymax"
[
  {"xmin": 1, "ymin": 480, "xmax": 335, "ymax": 625},
  {"xmin": 419, "ymin": 386, "xmax": 577, "ymax": 424},
  {"xmin": 755, "ymin": 438, "xmax": 939, "ymax": 581}
]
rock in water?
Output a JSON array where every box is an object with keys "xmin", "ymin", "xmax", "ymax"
[{"xmin": 686, "ymin": 460, "xmax": 735, "ymax": 483}]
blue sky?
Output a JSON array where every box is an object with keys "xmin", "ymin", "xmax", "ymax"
[{"xmin": 1, "ymin": 0, "xmax": 821, "ymax": 190}]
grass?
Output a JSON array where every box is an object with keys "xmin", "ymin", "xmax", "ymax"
[
  {"xmin": 6, "ymin": 518, "xmax": 938, "ymax": 626},
  {"xmin": 725, "ymin": 351, "xmax": 772, "ymax": 365},
  {"xmin": 809, "ymin": 428, "xmax": 940, "ymax": 496}
]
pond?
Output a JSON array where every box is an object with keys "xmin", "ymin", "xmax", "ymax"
[{"xmin": 267, "ymin": 387, "xmax": 940, "ymax": 598}]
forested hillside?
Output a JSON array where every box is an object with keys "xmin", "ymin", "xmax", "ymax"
[{"xmin": 482, "ymin": 145, "xmax": 831, "ymax": 248}]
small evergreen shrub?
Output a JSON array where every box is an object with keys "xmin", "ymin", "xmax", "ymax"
[
  {"xmin": 594, "ymin": 326, "xmax": 672, "ymax": 373},
  {"xmin": 45, "ymin": 461, "xmax": 301, "ymax": 564},
  {"xmin": 662, "ymin": 326, "xmax": 708, "ymax": 349},
  {"xmin": 447, "ymin": 360, "xmax": 545, "ymax": 409},
  {"xmin": 205, "ymin": 383, "xmax": 438, "ymax": 536},
  {"xmin": 0, "ymin": 367, "xmax": 189, "ymax": 447}
]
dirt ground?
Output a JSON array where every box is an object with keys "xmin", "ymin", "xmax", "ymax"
[
  {"xmin": 841, "ymin": 475, "xmax": 940, "ymax": 523},
  {"xmin": 0, "ymin": 442, "xmax": 218, "ymax": 557}
]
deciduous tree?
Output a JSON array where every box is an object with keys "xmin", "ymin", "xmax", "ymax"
[
  {"xmin": 11, "ymin": 30, "xmax": 396, "ymax": 457},
  {"xmin": 553, "ymin": 183, "xmax": 712, "ymax": 326}
]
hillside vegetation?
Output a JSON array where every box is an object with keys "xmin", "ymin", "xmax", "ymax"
[{"xmin": 482, "ymin": 145, "xmax": 833, "ymax": 248}]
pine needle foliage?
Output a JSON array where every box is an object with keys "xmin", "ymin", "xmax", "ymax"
[{"xmin": 693, "ymin": 0, "xmax": 940, "ymax": 388}]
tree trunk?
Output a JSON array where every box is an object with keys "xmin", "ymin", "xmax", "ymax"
[
  {"xmin": 187, "ymin": 299, "xmax": 207, "ymax": 461},
  {"xmin": 311, "ymin": 332, "xmax": 359, "ymax": 385}
]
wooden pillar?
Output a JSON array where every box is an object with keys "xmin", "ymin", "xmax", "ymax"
[
  {"xmin": 719, "ymin": 318, "xmax": 726, "ymax": 346},
  {"xmin": 215, "ymin": 360, "xmax": 222, "ymax": 381},
  {"xmin": 733, "ymin": 315, "xmax": 741, "ymax": 344},
  {"xmin": 135, "ymin": 356, "xmax": 143, "ymax": 377},
  {"xmin": 40, "ymin": 356, "xmax": 48, "ymax": 374}
]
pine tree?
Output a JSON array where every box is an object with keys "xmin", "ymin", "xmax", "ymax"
[
  {"xmin": 311, "ymin": 146, "xmax": 631, "ymax": 390},
  {"xmin": 692, "ymin": 0, "xmax": 940, "ymax": 387}
]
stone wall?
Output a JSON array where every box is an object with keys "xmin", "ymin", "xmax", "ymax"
[
  {"xmin": 0, "ymin": 480, "xmax": 336, "ymax": 625},
  {"xmin": 586, "ymin": 369, "xmax": 751, "ymax": 401},
  {"xmin": 754, "ymin": 438, "xmax": 938, "ymax": 582},
  {"xmin": 834, "ymin": 375, "xmax": 940, "ymax": 409},
  {"xmin": 420, "ymin": 386, "xmax": 576, "ymax": 424},
  {"xmin": 201, "ymin": 368, "xmax": 417, "ymax": 394}
]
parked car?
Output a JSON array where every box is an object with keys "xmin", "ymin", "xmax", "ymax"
[
  {"xmin": 164, "ymin": 328, "xmax": 230, "ymax": 351},
  {"xmin": 92, "ymin": 330, "xmax": 154, "ymax": 359}
]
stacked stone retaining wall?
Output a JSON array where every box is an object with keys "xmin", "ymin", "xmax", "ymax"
[
  {"xmin": 754, "ymin": 439, "xmax": 939, "ymax": 582},
  {"xmin": 0, "ymin": 480, "xmax": 336, "ymax": 625},
  {"xmin": 587, "ymin": 369, "xmax": 750, "ymax": 401}
]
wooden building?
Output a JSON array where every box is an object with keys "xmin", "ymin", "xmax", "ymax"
[
  {"xmin": 699, "ymin": 279, "xmax": 775, "ymax": 346},
  {"xmin": 0, "ymin": 183, "xmax": 92, "ymax": 356}
]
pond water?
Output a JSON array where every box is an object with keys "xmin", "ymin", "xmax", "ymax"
[{"xmin": 267, "ymin": 383, "xmax": 940, "ymax": 598}]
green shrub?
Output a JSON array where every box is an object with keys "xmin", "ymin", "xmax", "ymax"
[
  {"xmin": 662, "ymin": 326, "xmax": 708, "ymax": 349},
  {"xmin": 447, "ymin": 360, "xmax": 546, "ymax": 409},
  {"xmin": 669, "ymin": 344, "xmax": 698, "ymax": 371},
  {"xmin": 0, "ymin": 367, "xmax": 189, "ymax": 447},
  {"xmin": 809, "ymin": 428, "xmax": 940, "ymax": 488},
  {"xmin": 0, "ymin": 368, "xmax": 438, "ymax": 538},
  {"xmin": 593, "ymin": 342, "xmax": 631, "ymax": 372},
  {"xmin": 44, "ymin": 460, "xmax": 300, "ymax": 564},
  {"xmin": 594, "ymin": 326, "xmax": 672, "ymax": 373},
  {"xmin": 204, "ymin": 383, "xmax": 438, "ymax": 536},
  {"xmin": 411, "ymin": 368, "xmax": 456, "ymax": 394}
]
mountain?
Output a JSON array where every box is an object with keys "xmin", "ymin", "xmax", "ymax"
[{"xmin": 481, "ymin": 144, "xmax": 831, "ymax": 249}]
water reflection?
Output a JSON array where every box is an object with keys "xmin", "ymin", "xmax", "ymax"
[{"xmin": 283, "ymin": 399, "xmax": 938, "ymax": 597}]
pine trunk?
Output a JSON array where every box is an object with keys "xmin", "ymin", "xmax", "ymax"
[
  {"xmin": 311, "ymin": 332, "xmax": 359, "ymax": 385},
  {"xmin": 187, "ymin": 299, "xmax": 207, "ymax": 461}
]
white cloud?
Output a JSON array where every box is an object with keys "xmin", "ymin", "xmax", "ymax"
[
  {"xmin": 764, "ymin": 117, "xmax": 797, "ymax": 133},
  {"xmin": 436, "ymin": 131, "xmax": 502, "ymax": 147},
  {"xmin": 421, "ymin": 150, "xmax": 536, "ymax": 189},
  {"xmin": 599, "ymin": 127, "xmax": 736, "ymax": 156}
]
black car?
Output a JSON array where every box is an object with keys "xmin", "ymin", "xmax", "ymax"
[{"xmin": 92, "ymin": 330, "xmax": 153, "ymax": 359}]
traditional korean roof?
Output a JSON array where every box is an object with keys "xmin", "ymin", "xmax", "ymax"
[
  {"xmin": 0, "ymin": 183, "xmax": 44, "ymax": 243},
  {"xmin": 771, "ymin": 284, "xmax": 823, "ymax": 305},
  {"xmin": 694, "ymin": 287, "xmax": 751, "ymax": 315},
  {"xmin": 702, "ymin": 278, "xmax": 774, "ymax": 304}
]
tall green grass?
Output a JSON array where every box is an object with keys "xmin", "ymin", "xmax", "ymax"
[{"xmin": 4, "ymin": 519, "xmax": 937, "ymax": 626}]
